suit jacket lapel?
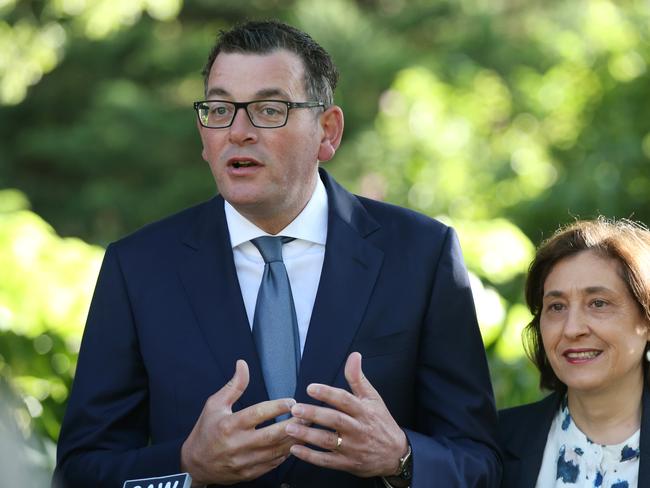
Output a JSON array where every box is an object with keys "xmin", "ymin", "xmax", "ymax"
[
  {"xmin": 178, "ymin": 197, "xmax": 268, "ymax": 411},
  {"xmin": 278, "ymin": 170, "xmax": 383, "ymax": 479},
  {"xmin": 295, "ymin": 170, "xmax": 383, "ymax": 405},
  {"xmin": 503, "ymin": 393, "xmax": 560, "ymax": 488}
]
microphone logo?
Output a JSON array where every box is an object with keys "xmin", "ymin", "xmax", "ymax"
[{"xmin": 122, "ymin": 473, "xmax": 192, "ymax": 488}]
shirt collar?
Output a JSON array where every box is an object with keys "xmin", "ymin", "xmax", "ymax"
[{"xmin": 225, "ymin": 176, "xmax": 328, "ymax": 249}]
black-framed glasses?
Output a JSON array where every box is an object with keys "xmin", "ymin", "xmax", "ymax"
[{"xmin": 193, "ymin": 99, "xmax": 325, "ymax": 129}]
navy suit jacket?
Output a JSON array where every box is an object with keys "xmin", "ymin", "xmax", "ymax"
[
  {"xmin": 498, "ymin": 384, "xmax": 650, "ymax": 488},
  {"xmin": 54, "ymin": 170, "xmax": 500, "ymax": 487}
]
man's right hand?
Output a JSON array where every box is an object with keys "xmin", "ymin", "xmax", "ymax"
[{"xmin": 180, "ymin": 359, "xmax": 299, "ymax": 485}]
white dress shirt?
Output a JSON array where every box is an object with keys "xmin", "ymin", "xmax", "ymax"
[{"xmin": 224, "ymin": 178, "xmax": 328, "ymax": 355}]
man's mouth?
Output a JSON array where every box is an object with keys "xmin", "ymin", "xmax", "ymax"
[{"xmin": 232, "ymin": 160, "xmax": 258, "ymax": 169}]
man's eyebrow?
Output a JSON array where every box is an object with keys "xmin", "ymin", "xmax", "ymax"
[
  {"xmin": 204, "ymin": 87, "xmax": 292, "ymax": 100},
  {"xmin": 205, "ymin": 87, "xmax": 230, "ymax": 99},
  {"xmin": 254, "ymin": 88, "xmax": 291, "ymax": 99}
]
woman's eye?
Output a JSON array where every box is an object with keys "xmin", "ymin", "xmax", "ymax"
[{"xmin": 547, "ymin": 303, "xmax": 564, "ymax": 312}]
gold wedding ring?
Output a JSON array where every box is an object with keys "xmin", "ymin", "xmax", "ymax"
[{"xmin": 335, "ymin": 434, "xmax": 343, "ymax": 450}]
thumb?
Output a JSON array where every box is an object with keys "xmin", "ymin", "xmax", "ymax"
[
  {"xmin": 344, "ymin": 352, "xmax": 379, "ymax": 399},
  {"xmin": 216, "ymin": 359, "xmax": 249, "ymax": 411}
]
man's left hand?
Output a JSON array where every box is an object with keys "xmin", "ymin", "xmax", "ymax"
[{"xmin": 285, "ymin": 352, "xmax": 408, "ymax": 478}]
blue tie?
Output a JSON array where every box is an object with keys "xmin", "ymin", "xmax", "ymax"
[{"xmin": 251, "ymin": 236, "xmax": 300, "ymax": 406}]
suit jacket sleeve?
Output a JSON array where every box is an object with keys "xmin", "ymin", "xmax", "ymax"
[
  {"xmin": 53, "ymin": 244, "xmax": 184, "ymax": 487},
  {"xmin": 406, "ymin": 227, "xmax": 501, "ymax": 487}
]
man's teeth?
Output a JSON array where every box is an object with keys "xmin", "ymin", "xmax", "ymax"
[
  {"xmin": 233, "ymin": 161, "xmax": 256, "ymax": 168},
  {"xmin": 566, "ymin": 351, "xmax": 601, "ymax": 359}
]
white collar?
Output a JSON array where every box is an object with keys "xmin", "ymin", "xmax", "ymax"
[{"xmin": 224, "ymin": 176, "xmax": 328, "ymax": 248}]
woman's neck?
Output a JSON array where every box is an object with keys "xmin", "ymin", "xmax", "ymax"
[{"xmin": 567, "ymin": 373, "xmax": 644, "ymax": 445}]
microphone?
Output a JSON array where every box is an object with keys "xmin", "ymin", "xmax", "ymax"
[{"xmin": 123, "ymin": 473, "xmax": 192, "ymax": 488}]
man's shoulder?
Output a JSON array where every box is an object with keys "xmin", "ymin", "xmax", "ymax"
[
  {"xmin": 352, "ymin": 194, "xmax": 453, "ymax": 250},
  {"xmin": 356, "ymin": 194, "xmax": 447, "ymax": 231},
  {"xmin": 321, "ymin": 169, "xmax": 449, "ymax": 239}
]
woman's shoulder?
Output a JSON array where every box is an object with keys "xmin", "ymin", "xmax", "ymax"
[
  {"xmin": 498, "ymin": 393, "xmax": 561, "ymax": 445},
  {"xmin": 497, "ymin": 394, "xmax": 562, "ymax": 488}
]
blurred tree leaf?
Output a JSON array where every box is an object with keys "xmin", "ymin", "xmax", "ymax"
[{"xmin": 0, "ymin": 189, "xmax": 103, "ymax": 470}]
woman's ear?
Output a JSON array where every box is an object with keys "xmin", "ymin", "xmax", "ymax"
[
  {"xmin": 317, "ymin": 105, "xmax": 344, "ymax": 162},
  {"xmin": 643, "ymin": 318, "xmax": 650, "ymax": 341}
]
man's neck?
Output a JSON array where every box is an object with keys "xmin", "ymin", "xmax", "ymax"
[
  {"xmin": 229, "ymin": 175, "xmax": 320, "ymax": 235},
  {"xmin": 239, "ymin": 199, "xmax": 310, "ymax": 236}
]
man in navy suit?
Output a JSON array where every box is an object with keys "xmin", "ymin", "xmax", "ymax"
[{"xmin": 54, "ymin": 20, "xmax": 501, "ymax": 488}]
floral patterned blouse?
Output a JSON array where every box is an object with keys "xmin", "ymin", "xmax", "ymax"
[{"xmin": 536, "ymin": 397, "xmax": 640, "ymax": 488}]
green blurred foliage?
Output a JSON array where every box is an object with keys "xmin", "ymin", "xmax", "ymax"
[
  {"xmin": 0, "ymin": 375, "xmax": 53, "ymax": 486},
  {"xmin": 0, "ymin": 188, "xmax": 103, "ymax": 476},
  {"xmin": 2, "ymin": 0, "xmax": 650, "ymax": 474}
]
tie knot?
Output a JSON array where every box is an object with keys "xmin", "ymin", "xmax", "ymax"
[{"xmin": 251, "ymin": 236, "xmax": 293, "ymax": 263}]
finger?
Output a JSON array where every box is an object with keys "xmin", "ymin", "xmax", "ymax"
[
  {"xmin": 291, "ymin": 416, "xmax": 311, "ymax": 426},
  {"xmin": 290, "ymin": 402, "xmax": 357, "ymax": 433},
  {"xmin": 224, "ymin": 451, "xmax": 289, "ymax": 483},
  {"xmin": 344, "ymin": 352, "xmax": 379, "ymax": 399},
  {"xmin": 212, "ymin": 359, "xmax": 250, "ymax": 411},
  {"xmin": 254, "ymin": 416, "xmax": 299, "ymax": 446},
  {"xmin": 285, "ymin": 422, "xmax": 343, "ymax": 452},
  {"xmin": 289, "ymin": 444, "xmax": 348, "ymax": 471},
  {"xmin": 304, "ymin": 382, "xmax": 364, "ymax": 418},
  {"xmin": 244, "ymin": 431, "xmax": 296, "ymax": 459},
  {"xmin": 244, "ymin": 453, "xmax": 289, "ymax": 480},
  {"xmin": 239, "ymin": 426, "xmax": 299, "ymax": 469},
  {"xmin": 221, "ymin": 419, "xmax": 298, "ymax": 468},
  {"xmin": 235, "ymin": 398, "xmax": 296, "ymax": 429}
]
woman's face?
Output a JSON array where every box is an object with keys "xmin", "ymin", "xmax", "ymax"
[{"xmin": 540, "ymin": 250, "xmax": 649, "ymax": 396}]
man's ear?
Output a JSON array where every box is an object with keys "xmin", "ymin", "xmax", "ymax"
[
  {"xmin": 196, "ymin": 119, "xmax": 209, "ymax": 163},
  {"xmin": 317, "ymin": 105, "xmax": 344, "ymax": 162}
]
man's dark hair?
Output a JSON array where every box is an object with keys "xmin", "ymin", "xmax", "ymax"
[
  {"xmin": 202, "ymin": 20, "xmax": 339, "ymax": 106},
  {"xmin": 523, "ymin": 217, "xmax": 650, "ymax": 393}
]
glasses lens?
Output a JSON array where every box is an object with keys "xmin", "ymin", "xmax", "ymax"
[
  {"xmin": 248, "ymin": 101, "xmax": 288, "ymax": 128},
  {"xmin": 197, "ymin": 101, "xmax": 235, "ymax": 128}
]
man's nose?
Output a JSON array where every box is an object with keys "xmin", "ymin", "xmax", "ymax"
[{"xmin": 228, "ymin": 107, "xmax": 257, "ymax": 145}]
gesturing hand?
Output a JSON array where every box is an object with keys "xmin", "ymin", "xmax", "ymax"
[
  {"xmin": 180, "ymin": 360, "xmax": 301, "ymax": 486},
  {"xmin": 285, "ymin": 352, "xmax": 408, "ymax": 478}
]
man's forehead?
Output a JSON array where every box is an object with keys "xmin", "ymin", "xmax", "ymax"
[{"xmin": 206, "ymin": 49, "xmax": 307, "ymax": 99}]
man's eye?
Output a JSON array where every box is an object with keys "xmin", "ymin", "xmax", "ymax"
[
  {"xmin": 262, "ymin": 107, "xmax": 280, "ymax": 116},
  {"xmin": 592, "ymin": 299, "xmax": 607, "ymax": 308},
  {"xmin": 211, "ymin": 106, "xmax": 228, "ymax": 115}
]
